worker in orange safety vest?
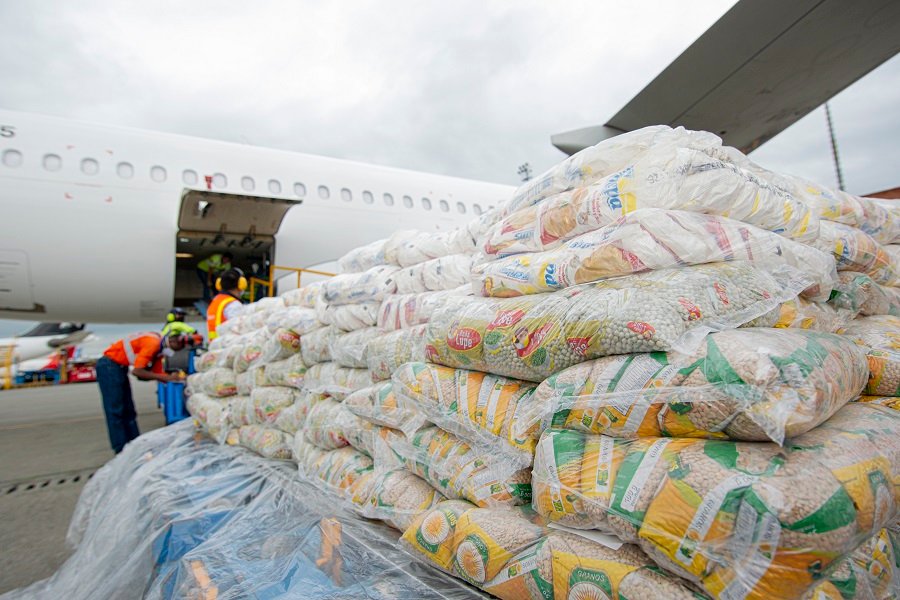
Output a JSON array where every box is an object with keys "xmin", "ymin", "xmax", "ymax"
[{"xmin": 206, "ymin": 268, "xmax": 247, "ymax": 341}]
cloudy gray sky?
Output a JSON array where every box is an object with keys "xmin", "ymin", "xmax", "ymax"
[{"xmin": 0, "ymin": 0, "xmax": 897, "ymax": 194}]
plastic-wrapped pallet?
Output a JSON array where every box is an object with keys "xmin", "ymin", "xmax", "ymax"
[
  {"xmin": 393, "ymin": 254, "xmax": 474, "ymax": 294},
  {"xmin": 383, "ymin": 426, "xmax": 531, "ymax": 508},
  {"xmin": 236, "ymin": 425, "xmax": 293, "ymax": 460},
  {"xmin": 828, "ymin": 271, "xmax": 900, "ymax": 317},
  {"xmin": 427, "ymin": 262, "xmax": 812, "ymax": 382},
  {"xmin": 303, "ymin": 363, "xmax": 372, "ymax": 400},
  {"xmin": 518, "ymin": 329, "xmax": 868, "ymax": 445},
  {"xmin": 504, "ymin": 125, "xmax": 724, "ymax": 216},
  {"xmin": 366, "ymin": 325, "xmax": 427, "ymax": 381},
  {"xmin": 813, "ymin": 221, "xmax": 898, "ymax": 286},
  {"xmin": 322, "ymin": 265, "xmax": 399, "ymax": 305},
  {"xmin": 280, "ymin": 281, "xmax": 324, "ymax": 308},
  {"xmin": 841, "ymin": 314, "xmax": 900, "ymax": 396},
  {"xmin": 317, "ymin": 301, "xmax": 380, "ymax": 332},
  {"xmin": 344, "ymin": 383, "xmax": 427, "ymax": 435},
  {"xmin": 300, "ymin": 325, "xmax": 334, "ymax": 365},
  {"xmin": 475, "ymin": 209, "xmax": 835, "ymax": 300},
  {"xmin": 377, "ymin": 287, "xmax": 471, "ymax": 331},
  {"xmin": 338, "ymin": 238, "xmax": 388, "ymax": 273},
  {"xmin": 530, "ymin": 402, "xmax": 900, "ymax": 600},
  {"xmin": 330, "ymin": 327, "xmax": 381, "ymax": 369}
]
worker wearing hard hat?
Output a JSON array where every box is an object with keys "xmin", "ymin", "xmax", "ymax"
[
  {"xmin": 206, "ymin": 268, "xmax": 247, "ymax": 341},
  {"xmin": 161, "ymin": 307, "xmax": 197, "ymax": 337},
  {"xmin": 96, "ymin": 332, "xmax": 197, "ymax": 453},
  {"xmin": 196, "ymin": 252, "xmax": 233, "ymax": 301}
]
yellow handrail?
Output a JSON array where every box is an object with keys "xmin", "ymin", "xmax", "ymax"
[{"xmin": 249, "ymin": 265, "xmax": 336, "ymax": 302}]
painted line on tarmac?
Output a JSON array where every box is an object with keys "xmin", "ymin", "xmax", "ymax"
[{"xmin": 0, "ymin": 411, "xmax": 162, "ymax": 431}]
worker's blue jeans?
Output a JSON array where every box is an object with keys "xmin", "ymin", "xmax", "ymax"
[
  {"xmin": 96, "ymin": 356, "xmax": 140, "ymax": 453},
  {"xmin": 196, "ymin": 268, "xmax": 212, "ymax": 302}
]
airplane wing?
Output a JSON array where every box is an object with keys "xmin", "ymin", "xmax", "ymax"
[{"xmin": 552, "ymin": 0, "xmax": 900, "ymax": 155}]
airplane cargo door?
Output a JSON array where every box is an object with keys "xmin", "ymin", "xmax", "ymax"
[
  {"xmin": 0, "ymin": 249, "xmax": 39, "ymax": 312},
  {"xmin": 174, "ymin": 190, "xmax": 300, "ymax": 309}
]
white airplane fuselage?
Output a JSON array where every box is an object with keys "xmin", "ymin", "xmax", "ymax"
[{"xmin": 0, "ymin": 110, "xmax": 513, "ymax": 323}]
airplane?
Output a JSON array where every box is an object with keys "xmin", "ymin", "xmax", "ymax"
[
  {"xmin": 0, "ymin": 109, "xmax": 515, "ymax": 324},
  {"xmin": 0, "ymin": 322, "xmax": 90, "ymax": 363}
]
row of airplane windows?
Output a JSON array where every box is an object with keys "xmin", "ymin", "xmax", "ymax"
[{"xmin": 0, "ymin": 148, "xmax": 489, "ymax": 215}]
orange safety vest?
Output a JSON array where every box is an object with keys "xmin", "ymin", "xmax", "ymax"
[{"xmin": 207, "ymin": 293, "xmax": 239, "ymax": 340}]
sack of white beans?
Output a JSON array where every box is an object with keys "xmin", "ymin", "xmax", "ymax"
[{"xmin": 344, "ymin": 383, "xmax": 427, "ymax": 435}]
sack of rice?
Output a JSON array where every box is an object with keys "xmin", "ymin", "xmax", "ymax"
[
  {"xmin": 841, "ymin": 315, "xmax": 900, "ymax": 396},
  {"xmin": 360, "ymin": 469, "xmax": 446, "ymax": 531},
  {"xmin": 226, "ymin": 395, "xmax": 255, "ymax": 427},
  {"xmin": 338, "ymin": 238, "xmax": 388, "ymax": 273},
  {"xmin": 387, "ymin": 426, "xmax": 532, "ymax": 508},
  {"xmin": 237, "ymin": 425, "xmax": 293, "ymax": 460},
  {"xmin": 300, "ymin": 325, "xmax": 334, "ymax": 365},
  {"xmin": 330, "ymin": 327, "xmax": 381, "ymax": 369},
  {"xmin": 293, "ymin": 435, "xmax": 374, "ymax": 495},
  {"xmin": 344, "ymin": 383, "xmax": 427, "ymax": 435},
  {"xmin": 343, "ymin": 417, "xmax": 385, "ymax": 458},
  {"xmin": 745, "ymin": 297, "xmax": 849, "ymax": 332},
  {"xmin": 259, "ymin": 328, "xmax": 302, "ymax": 363},
  {"xmin": 393, "ymin": 254, "xmax": 473, "ymax": 294},
  {"xmin": 271, "ymin": 390, "xmax": 325, "ymax": 434},
  {"xmin": 303, "ymin": 363, "xmax": 372, "ymax": 400},
  {"xmin": 427, "ymin": 262, "xmax": 810, "ymax": 382},
  {"xmin": 304, "ymin": 398, "xmax": 354, "ymax": 449},
  {"xmin": 531, "ymin": 403, "xmax": 899, "ymax": 600},
  {"xmin": 235, "ymin": 370, "xmax": 253, "ymax": 395},
  {"xmin": 233, "ymin": 334, "xmax": 266, "ymax": 373},
  {"xmin": 263, "ymin": 306, "xmax": 319, "ymax": 335},
  {"xmin": 377, "ymin": 287, "xmax": 471, "ymax": 331},
  {"xmin": 521, "ymin": 329, "xmax": 868, "ymax": 445},
  {"xmin": 318, "ymin": 301, "xmax": 380, "ymax": 331},
  {"xmin": 195, "ymin": 367, "xmax": 238, "ymax": 398},
  {"xmin": 366, "ymin": 325, "xmax": 427, "ymax": 382},
  {"xmin": 194, "ymin": 351, "xmax": 220, "ymax": 373},
  {"xmin": 280, "ymin": 281, "xmax": 324, "ymax": 308},
  {"xmin": 829, "ymin": 271, "xmax": 900, "ymax": 317},
  {"xmin": 813, "ymin": 221, "xmax": 898, "ymax": 286},
  {"xmin": 385, "ymin": 230, "xmax": 454, "ymax": 267},
  {"xmin": 262, "ymin": 353, "xmax": 307, "ymax": 388},
  {"xmin": 322, "ymin": 265, "xmax": 400, "ymax": 305},
  {"xmin": 504, "ymin": 125, "xmax": 722, "ymax": 217},
  {"xmin": 249, "ymin": 386, "xmax": 300, "ymax": 425},
  {"xmin": 475, "ymin": 208, "xmax": 834, "ymax": 300},
  {"xmin": 392, "ymin": 362, "xmax": 541, "ymax": 458},
  {"xmin": 186, "ymin": 393, "xmax": 232, "ymax": 443}
]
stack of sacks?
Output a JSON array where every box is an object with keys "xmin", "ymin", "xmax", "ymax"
[{"xmin": 841, "ymin": 315, "xmax": 900, "ymax": 397}]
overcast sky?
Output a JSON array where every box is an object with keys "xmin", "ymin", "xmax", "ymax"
[{"xmin": 0, "ymin": 1, "xmax": 897, "ymax": 193}]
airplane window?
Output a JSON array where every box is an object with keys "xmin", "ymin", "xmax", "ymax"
[
  {"xmin": 439, "ymin": 199, "xmax": 450, "ymax": 212},
  {"xmin": 116, "ymin": 162, "xmax": 134, "ymax": 179},
  {"xmin": 268, "ymin": 179, "xmax": 282, "ymax": 194},
  {"xmin": 81, "ymin": 158, "xmax": 99, "ymax": 176},
  {"xmin": 42, "ymin": 154, "xmax": 62, "ymax": 172},
  {"xmin": 403, "ymin": 195, "xmax": 413, "ymax": 208},
  {"xmin": 182, "ymin": 169, "xmax": 198, "ymax": 185},
  {"xmin": 473, "ymin": 203, "xmax": 483, "ymax": 215},
  {"xmin": 341, "ymin": 188, "xmax": 352, "ymax": 202},
  {"xmin": 241, "ymin": 176, "xmax": 255, "ymax": 191},
  {"xmin": 383, "ymin": 193, "xmax": 394, "ymax": 206},
  {"xmin": 318, "ymin": 185, "xmax": 330, "ymax": 199},
  {"xmin": 294, "ymin": 182, "xmax": 307, "ymax": 197},
  {"xmin": 456, "ymin": 201, "xmax": 466, "ymax": 214},
  {"xmin": 421, "ymin": 197, "xmax": 432, "ymax": 211},
  {"xmin": 362, "ymin": 190, "xmax": 374, "ymax": 204},
  {"xmin": 212, "ymin": 173, "xmax": 227, "ymax": 188},
  {"xmin": 150, "ymin": 166, "xmax": 167, "ymax": 182},
  {"xmin": 2, "ymin": 149, "xmax": 22, "ymax": 168}
]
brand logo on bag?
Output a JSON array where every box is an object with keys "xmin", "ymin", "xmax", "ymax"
[
  {"xmin": 713, "ymin": 282, "xmax": 729, "ymax": 305},
  {"xmin": 544, "ymin": 264, "xmax": 558, "ymax": 287},
  {"xmin": 515, "ymin": 322, "xmax": 554, "ymax": 358},
  {"xmin": 567, "ymin": 337, "xmax": 591, "ymax": 356},
  {"xmin": 677, "ymin": 298, "xmax": 702, "ymax": 321},
  {"xmin": 488, "ymin": 310, "xmax": 525, "ymax": 330},
  {"xmin": 448, "ymin": 328, "xmax": 481, "ymax": 351},
  {"xmin": 626, "ymin": 321, "xmax": 655, "ymax": 339}
]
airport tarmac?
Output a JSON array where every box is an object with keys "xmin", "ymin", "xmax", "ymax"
[{"xmin": 0, "ymin": 381, "xmax": 166, "ymax": 594}]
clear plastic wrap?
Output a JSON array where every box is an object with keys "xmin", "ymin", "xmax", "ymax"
[
  {"xmin": 531, "ymin": 402, "xmax": 900, "ymax": 600},
  {"xmin": 402, "ymin": 502, "xmax": 702, "ymax": 599},
  {"xmin": 237, "ymin": 425, "xmax": 294, "ymax": 460},
  {"xmin": 300, "ymin": 325, "xmax": 335, "ymax": 365},
  {"xmin": 330, "ymin": 326, "xmax": 382, "ymax": 369},
  {"xmin": 262, "ymin": 352, "xmax": 308, "ymax": 387},
  {"xmin": 366, "ymin": 324, "xmax": 428, "ymax": 382},
  {"xmin": 393, "ymin": 254, "xmax": 474, "ymax": 294},
  {"xmin": 187, "ymin": 367, "xmax": 237, "ymax": 398},
  {"xmin": 813, "ymin": 220, "xmax": 898, "ymax": 286},
  {"xmin": 427, "ymin": 262, "xmax": 812, "ymax": 382},
  {"xmin": 829, "ymin": 271, "xmax": 900, "ymax": 317},
  {"xmin": 504, "ymin": 125, "xmax": 723, "ymax": 217},
  {"xmin": 249, "ymin": 386, "xmax": 301, "ymax": 425},
  {"xmin": 841, "ymin": 314, "xmax": 900, "ymax": 396},
  {"xmin": 344, "ymin": 382, "xmax": 427, "ymax": 435},
  {"xmin": 744, "ymin": 297, "xmax": 850, "ymax": 332},
  {"xmin": 384, "ymin": 229, "xmax": 454, "ymax": 267},
  {"xmin": 360, "ymin": 469, "xmax": 446, "ymax": 532},
  {"xmin": 392, "ymin": 362, "xmax": 540, "ymax": 459},
  {"xmin": 338, "ymin": 238, "xmax": 388, "ymax": 273},
  {"xmin": 522, "ymin": 329, "xmax": 868, "ymax": 445},
  {"xmin": 322, "ymin": 265, "xmax": 400, "ymax": 306},
  {"xmin": 475, "ymin": 209, "xmax": 834, "ymax": 300},
  {"xmin": 280, "ymin": 280, "xmax": 324, "ymax": 308},
  {"xmin": 303, "ymin": 363, "xmax": 373, "ymax": 400},
  {"xmin": 384, "ymin": 426, "xmax": 532, "ymax": 508},
  {"xmin": 377, "ymin": 287, "xmax": 472, "ymax": 331},
  {"xmin": 318, "ymin": 301, "xmax": 381, "ymax": 331}
]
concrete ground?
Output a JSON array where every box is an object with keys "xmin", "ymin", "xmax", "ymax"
[{"xmin": 0, "ymin": 381, "xmax": 166, "ymax": 594}]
